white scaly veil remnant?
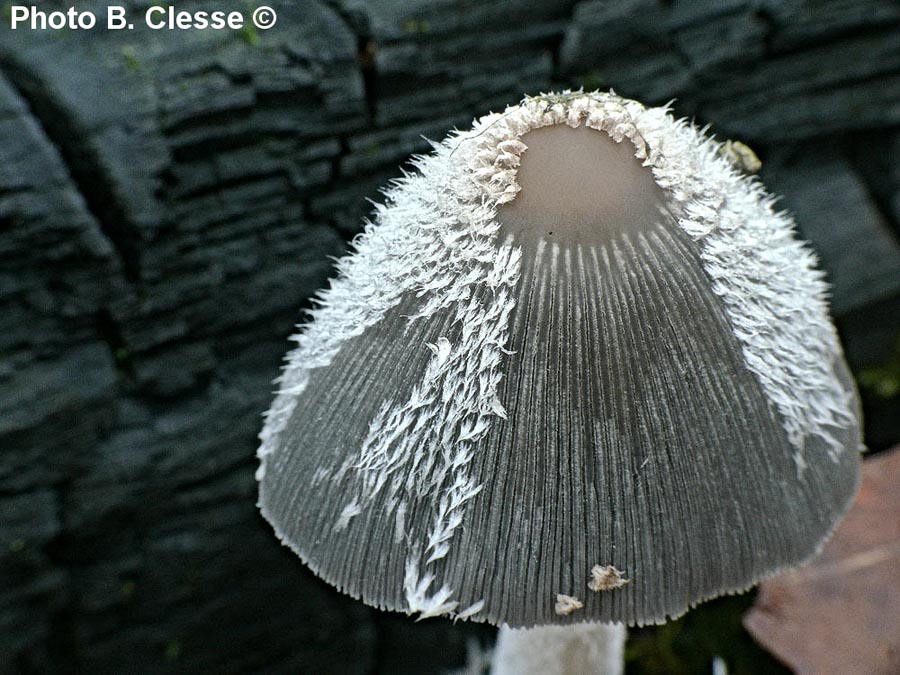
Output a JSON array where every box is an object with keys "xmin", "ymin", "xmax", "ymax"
[
  {"xmin": 257, "ymin": 105, "xmax": 526, "ymax": 619},
  {"xmin": 617, "ymin": 98, "xmax": 857, "ymax": 467},
  {"xmin": 257, "ymin": 90, "xmax": 855, "ymax": 619}
]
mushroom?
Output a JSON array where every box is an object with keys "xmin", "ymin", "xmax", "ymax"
[{"xmin": 257, "ymin": 91, "xmax": 863, "ymax": 673}]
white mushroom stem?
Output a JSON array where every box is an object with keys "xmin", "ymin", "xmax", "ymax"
[{"xmin": 491, "ymin": 622, "xmax": 626, "ymax": 675}]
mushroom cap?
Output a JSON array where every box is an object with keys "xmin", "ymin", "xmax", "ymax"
[{"xmin": 257, "ymin": 92, "xmax": 863, "ymax": 628}]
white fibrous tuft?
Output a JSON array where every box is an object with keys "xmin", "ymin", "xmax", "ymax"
[
  {"xmin": 455, "ymin": 599, "xmax": 486, "ymax": 621},
  {"xmin": 554, "ymin": 594, "xmax": 584, "ymax": 616},
  {"xmin": 588, "ymin": 565, "xmax": 630, "ymax": 592},
  {"xmin": 403, "ymin": 548, "xmax": 460, "ymax": 619},
  {"xmin": 333, "ymin": 499, "xmax": 362, "ymax": 532}
]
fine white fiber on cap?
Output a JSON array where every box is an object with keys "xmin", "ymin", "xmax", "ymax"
[{"xmin": 257, "ymin": 91, "xmax": 863, "ymax": 628}]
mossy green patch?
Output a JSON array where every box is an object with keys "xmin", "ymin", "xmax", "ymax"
[
  {"xmin": 113, "ymin": 347, "xmax": 133, "ymax": 370},
  {"xmin": 239, "ymin": 23, "xmax": 260, "ymax": 47},
  {"xmin": 625, "ymin": 593, "xmax": 789, "ymax": 675},
  {"xmin": 120, "ymin": 580, "xmax": 136, "ymax": 600},
  {"xmin": 579, "ymin": 71, "xmax": 606, "ymax": 92},
  {"xmin": 163, "ymin": 639, "xmax": 181, "ymax": 661},
  {"xmin": 858, "ymin": 333, "xmax": 900, "ymax": 400},
  {"xmin": 121, "ymin": 45, "xmax": 141, "ymax": 72},
  {"xmin": 402, "ymin": 18, "xmax": 431, "ymax": 34}
]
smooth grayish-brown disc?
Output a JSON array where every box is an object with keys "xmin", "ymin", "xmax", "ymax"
[{"xmin": 259, "ymin": 124, "xmax": 861, "ymax": 627}]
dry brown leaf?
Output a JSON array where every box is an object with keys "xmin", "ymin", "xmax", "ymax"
[{"xmin": 744, "ymin": 446, "xmax": 900, "ymax": 675}]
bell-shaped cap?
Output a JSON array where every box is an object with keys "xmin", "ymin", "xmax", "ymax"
[{"xmin": 257, "ymin": 92, "xmax": 863, "ymax": 628}]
